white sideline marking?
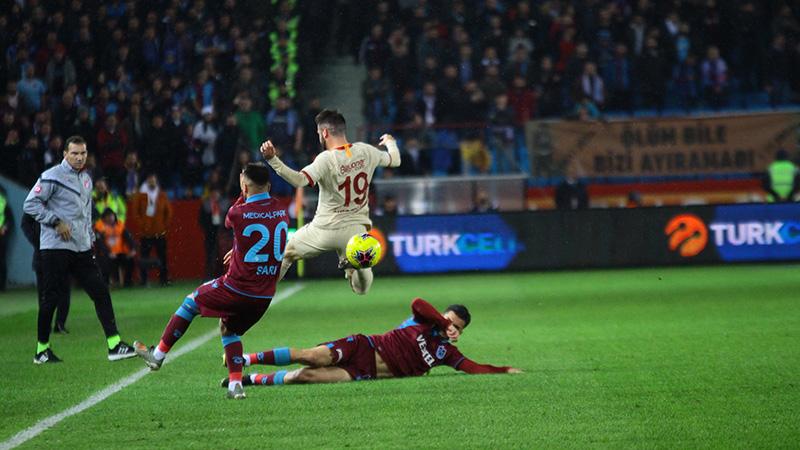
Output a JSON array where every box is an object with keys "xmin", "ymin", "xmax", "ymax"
[{"xmin": 0, "ymin": 283, "xmax": 305, "ymax": 450}]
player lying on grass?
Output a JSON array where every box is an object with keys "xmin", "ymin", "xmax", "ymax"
[
  {"xmin": 134, "ymin": 164, "xmax": 288, "ymax": 400},
  {"xmin": 221, "ymin": 298, "xmax": 521, "ymax": 388}
]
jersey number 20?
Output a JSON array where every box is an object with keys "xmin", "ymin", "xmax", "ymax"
[
  {"xmin": 242, "ymin": 222, "xmax": 288, "ymax": 263},
  {"xmin": 337, "ymin": 172, "xmax": 368, "ymax": 207}
]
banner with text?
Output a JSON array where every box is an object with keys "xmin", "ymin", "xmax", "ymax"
[{"xmin": 525, "ymin": 112, "xmax": 800, "ymax": 177}]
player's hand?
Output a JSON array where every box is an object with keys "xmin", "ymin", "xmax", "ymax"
[
  {"xmin": 260, "ymin": 140, "xmax": 277, "ymax": 160},
  {"xmin": 507, "ymin": 368, "xmax": 523, "ymax": 374},
  {"xmin": 445, "ymin": 324, "xmax": 460, "ymax": 342},
  {"xmin": 223, "ymin": 249, "xmax": 233, "ymax": 266},
  {"xmin": 378, "ymin": 134, "xmax": 395, "ymax": 147},
  {"xmin": 55, "ymin": 221, "xmax": 72, "ymax": 241}
]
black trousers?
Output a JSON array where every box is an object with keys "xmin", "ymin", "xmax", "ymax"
[
  {"xmin": 33, "ymin": 251, "xmax": 70, "ymax": 328},
  {"xmin": 139, "ymin": 237, "xmax": 168, "ymax": 284},
  {"xmin": 38, "ymin": 250, "xmax": 119, "ymax": 345}
]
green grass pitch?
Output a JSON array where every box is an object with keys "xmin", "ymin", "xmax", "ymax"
[{"xmin": 0, "ymin": 265, "xmax": 798, "ymax": 449}]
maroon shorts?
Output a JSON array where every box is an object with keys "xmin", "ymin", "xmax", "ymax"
[
  {"xmin": 191, "ymin": 279, "xmax": 271, "ymax": 335},
  {"xmin": 320, "ymin": 334, "xmax": 377, "ymax": 381}
]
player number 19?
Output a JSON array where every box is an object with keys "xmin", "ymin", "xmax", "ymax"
[
  {"xmin": 337, "ymin": 172, "xmax": 368, "ymax": 207},
  {"xmin": 242, "ymin": 222, "xmax": 288, "ymax": 263}
]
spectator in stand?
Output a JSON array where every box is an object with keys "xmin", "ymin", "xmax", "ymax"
[
  {"xmin": 638, "ymin": 37, "xmax": 668, "ymax": 112},
  {"xmin": 765, "ymin": 34, "xmax": 790, "ymax": 107},
  {"xmin": 17, "ymin": 64, "xmax": 46, "ymax": 115},
  {"xmin": 359, "ymin": 24, "xmax": 391, "ymax": 68},
  {"xmin": 701, "ymin": 45, "xmax": 728, "ymax": 110},
  {"xmin": 487, "ymin": 94, "xmax": 518, "ymax": 174},
  {"xmin": 534, "ymin": 56, "xmax": 563, "ymax": 118},
  {"xmin": 198, "ymin": 187, "xmax": 231, "ymax": 279},
  {"xmin": 140, "ymin": 114, "xmax": 173, "ymax": 185},
  {"xmin": 576, "ymin": 62, "xmax": 605, "ymax": 110},
  {"xmin": 674, "ymin": 53, "xmax": 700, "ymax": 112},
  {"xmin": 216, "ymin": 113, "xmax": 243, "ymax": 177},
  {"xmin": 460, "ymin": 131, "xmax": 491, "ymax": 175},
  {"xmin": 193, "ymin": 105, "xmax": 219, "ymax": 169},
  {"xmin": 479, "ymin": 64, "xmax": 507, "ymax": 104},
  {"xmin": 94, "ymin": 208, "xmax": 136, "ymax": 287},
  {"xmin": 234, "ymin": 95, "xmax": 264, "ymax": 155},
  {"xmin": 134, "ymin": 173, "xmax": 172, "ymax": 287},
  {"xmin": 398, "ymin": 137, "xmax": 430, "ymax": 176},
  {"xmin": 45, "ymin": 45, "xmax": 76, "ymax": 97},
  {"xmin": 471, "ymin": 188, "xmax": 499, "ymax": 213},
  {"xmin": 96, "ymin": 114, "xmax": 128, "ymax": 192},
  {"xmin": 123, "ymin": 152, "xmax": 141, "ymax": 198},
  {"xmin": 362, "ymin": 66, "xmax": 393, "ymax": 142},
  {"xmin": 603, "ymin": 44, "xmax": 632, "ymax": 113}
]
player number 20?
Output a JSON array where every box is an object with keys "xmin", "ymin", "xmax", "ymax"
[
  {"xmin": 242, "ymin": 222, "xmax": 288, "ymax": 263},
  {"xmin": 337, "ymin": 172, "xmax": 368, "ymax": 207}
]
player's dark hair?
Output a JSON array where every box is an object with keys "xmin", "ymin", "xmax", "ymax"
[
  {"xmin": 64, "ymin": 135, "xmax": 86, "ymax": 150},
  {"xmin": 242, "ymin": 163, "xmax": 271, "ymax": 187},
  {"xmin": 444, "ymin": 304, "xmax": 471, "ymax": 328},
  {"xmin": 315, "ymin": 109, "xmax": 346, "ymax": 136}
]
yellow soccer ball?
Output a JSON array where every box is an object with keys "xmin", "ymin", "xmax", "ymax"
[{"xmin": 345, "ymin": 233, "xmax": 382, "ymax": 269}]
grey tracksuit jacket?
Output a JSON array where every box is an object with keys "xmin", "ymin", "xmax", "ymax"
[{"xmin": 23, "ymin": 159, "xmax": 94, "ymax": 252}]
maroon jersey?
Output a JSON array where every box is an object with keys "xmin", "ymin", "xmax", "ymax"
[
  {"xmin": 371, "ymin": 322, "xmax": 464, "ymax": 377},
  {"xmin": 220, "ymin": 192, "xmax": 288, "ymax": 299},
  {"xmin": 371, "ymin": 298, "xmax": 512, "ymax": 377}
]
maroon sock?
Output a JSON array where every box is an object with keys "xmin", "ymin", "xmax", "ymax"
[
  {"xmin": 157, "ymin": 315, "xmax": 191, "ymax": 353},
  {"xmin": 224, "ymin": 339, "xmax": 244, "ymax": 383},
  {"xmin": 248, "ymin": 347, "xmax": 291, "ymax": 365},
  {"xmin": 252, "ymin": 371, "xmax": 288, "ymax": 385}
]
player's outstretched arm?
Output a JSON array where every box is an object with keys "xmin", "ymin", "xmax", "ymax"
[
  {"xmin": 260, "ymin": 140, "xmax": 311, "ymax": 188},
  {"xmin": 411, "ymin": 297, "xmax": 452, "ymax": 330},
  {"xmin": 378, "ymin": 134, "xmax": 401, "ymax": 168},
  {"xmin": 456, "ymin": 358, "xmax": 522, "ymax": 375}
]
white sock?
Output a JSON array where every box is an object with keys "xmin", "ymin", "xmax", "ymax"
[
  {"xmin": 243, "ymin": 354, "xmax": 252, "ymax": 366},
  {"xmin": 228, "ymin": 380, "xmax": 242, "ymax": 391},
  {"xmin": 153, "ymin": 347, "xmax": 166, "ymax": 361},
  {"xmin": 249, "ymin": 374, "xmax": 258, "ymax": 384}
]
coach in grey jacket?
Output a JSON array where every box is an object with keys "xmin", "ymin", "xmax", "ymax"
[{"xmin": 23, "ymin": 135, "xmax": 136, "ymax": 364}]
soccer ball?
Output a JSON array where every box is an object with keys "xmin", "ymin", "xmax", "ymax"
[{"xmin": 345, "ymin": 233, "xmax": 382, "ymax": 269}]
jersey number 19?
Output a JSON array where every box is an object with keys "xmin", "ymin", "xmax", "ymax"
[{"xmin": 337, "ymin": 172, "xmax": 368, "ymax": 207}]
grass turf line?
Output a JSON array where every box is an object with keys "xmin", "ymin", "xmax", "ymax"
[{"xmin": 0, "ymin": 265, "xmax": 798, "ymax": 448}]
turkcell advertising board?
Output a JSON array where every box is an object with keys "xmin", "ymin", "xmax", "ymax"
[{"xmin": 301, "ymin": 203, "xmax": 800, "ymax": 277}]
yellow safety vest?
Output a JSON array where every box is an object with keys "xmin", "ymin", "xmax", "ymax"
[
  {"xmin": 0, "ymin": 193, "xmax": 6, "ymax": 228},
  {"xmin": 767, "ymin": 160, "xmax": 797, "ymax": 202}
]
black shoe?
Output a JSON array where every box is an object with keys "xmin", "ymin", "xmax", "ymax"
[
  {"xmin": 33, "ymin": 348, "xmax": 63, "ymax": 364},
  {"xmin": 220, "ymin": 375, "xmax": 254, "ymax": 388},
  {"xmin": 53, "ymin": 323, "xmax": 69, "ymax": 334},
  {"xmin": 108, "ymin": 341, "xmax": 137, "ymax": 361}
]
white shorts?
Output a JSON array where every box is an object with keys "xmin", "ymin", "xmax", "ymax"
[{"xmin": 287, "ymin": 223, "xmax": 368, "ymax": 259}]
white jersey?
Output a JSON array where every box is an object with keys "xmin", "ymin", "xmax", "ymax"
[{"xmin": 300, "ymin": 142, "xmax": 392, "ymax": 230}]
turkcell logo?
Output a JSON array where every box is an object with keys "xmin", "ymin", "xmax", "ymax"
[
  {"xmin": 388, "ymin": 215, "xmax": 522, "ymax": 273},
  {"xmin": 712, "ymin": 204, "xmax": 800, "ymax": 261}
]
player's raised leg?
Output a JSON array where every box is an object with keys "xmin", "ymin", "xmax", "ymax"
[
  {"xmin": 348, "ymin": 267, "xmax": 374, "ymax": 295},
  {"xmin": 134, "ymin": 290, "xmax": 201, "ymax": 370}
]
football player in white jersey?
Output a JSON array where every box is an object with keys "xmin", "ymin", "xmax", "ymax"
[{"xmin": 258, "ymin": 109, "xmax": 400, "ymax": 294}]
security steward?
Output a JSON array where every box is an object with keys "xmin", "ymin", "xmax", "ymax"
[
  {"xmin": 23, "ymin": 135, "xmax": 137, "ymax": 364},
  {"xmin": 764, "ymin": 149, "xmax": 799, "ymax": 202}
]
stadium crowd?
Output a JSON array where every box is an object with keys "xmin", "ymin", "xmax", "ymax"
[
  {"xmin": 350, "ymin": 0, "xmax": 800, "ymax": 175},
  {"xmin": 0, "ymin": 0, "xmax": 317, "ymax": 198}
]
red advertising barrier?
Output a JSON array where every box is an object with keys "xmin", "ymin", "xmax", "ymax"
[{"xmin": 125, "ymin": 199, "xmax": 206, "ymax": 280}]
